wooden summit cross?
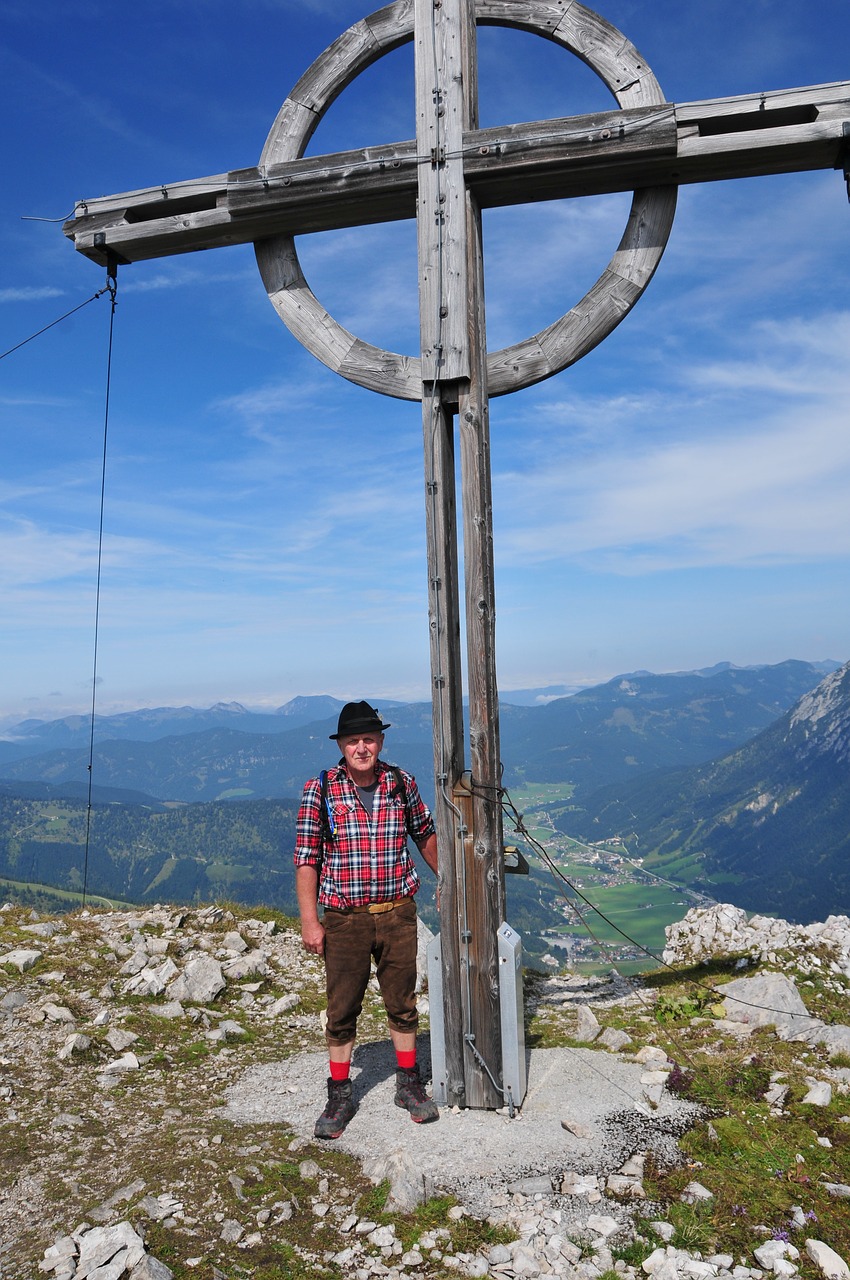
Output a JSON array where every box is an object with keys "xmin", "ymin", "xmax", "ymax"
[{"xmin": 65, "ymin": 0, "xmax": 850, "ymax": 1110}]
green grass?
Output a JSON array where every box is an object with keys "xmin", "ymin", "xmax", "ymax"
[{"xmin": 0, "ymin": 876, "xmax": 136, "ymax": 912}]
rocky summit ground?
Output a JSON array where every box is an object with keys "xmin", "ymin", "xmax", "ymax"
[{"xmin": 1, "ymin": 900, "xmax": 850, "ymax": 1280}]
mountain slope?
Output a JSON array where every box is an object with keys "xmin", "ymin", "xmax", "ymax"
[
  {"xmin": 0, "ymin": 792, "xmax": 299, "ymax": 910},
  {"xmin": 0, "ymin": 662, "xmax": 829, "ymax": 803},
  {"xmin": 561, "ymin": 661, "xmax": 850, "ymax": 923},
  {"xmin": 0, "ymin": 695, "xmax": 351, "ymax": 767},
  {"xmin": 500, "ymin": 659, "xmax": 831, "ymax": 792}
]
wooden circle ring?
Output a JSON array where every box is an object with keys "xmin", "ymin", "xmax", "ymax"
[{"xmin": 256, "ymin": 0, "xmax": 676, "ymax": 401}]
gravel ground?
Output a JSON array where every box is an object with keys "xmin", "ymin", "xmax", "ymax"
[{"xmin": 223, "ymin": 1038, "xmax": 703, "ymax": 1214}]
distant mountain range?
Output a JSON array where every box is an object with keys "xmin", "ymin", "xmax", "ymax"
[
  {"xmin": 0, "ymin": 661, "xmax": 835, "ymax": 805},
  {"xmin": 1, "ymin": 657, "xmax": 847, "ymax": 935},
  {"xmin": 0, "ymin": 695, "xmax": 351, "ymax": 761},
  {"xmin": 562, "ymin": 660, "xmax": 850, "ymax": 923}
]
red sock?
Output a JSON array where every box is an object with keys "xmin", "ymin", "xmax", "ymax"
[
  {"xmin": 329, "ymin": 1059, "xmax": 350, "ymax": 1081},
  {"xmin": 396, "ymin": 1049, "xmax": 416, "ymax": 1070}
]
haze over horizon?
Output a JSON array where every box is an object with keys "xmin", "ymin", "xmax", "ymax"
[{"xmin": 2, "ymin": 1, "xmax": 849, "ymax": 724}]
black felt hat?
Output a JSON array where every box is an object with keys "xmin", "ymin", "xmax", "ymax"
[{"xmin": 330, "ymin": 700, "xmax": 391, "ymax": 739}]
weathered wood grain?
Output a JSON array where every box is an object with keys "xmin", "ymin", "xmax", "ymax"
[
  {"xmin": 415, "ymin": 0, "xmax": 470, "ymax": 381},
  {"xmin": 424, "ymin": 391, "xmax": 467, "ymax": 1107},
  {"xmin": 64, "ymin": 83, "xmax": 848, "ymax": 271}
]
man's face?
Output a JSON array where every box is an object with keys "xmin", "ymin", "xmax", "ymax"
[{"xmin": 339, "ymin": 732, "xmax": 383, "ymax": 779}]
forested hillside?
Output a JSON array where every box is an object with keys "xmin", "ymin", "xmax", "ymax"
[
  {"xmin": 560, "ymin": 661, "xmax": 850, "ymax": 923},
  {"xmin": 0, "ymin": 794, "xmax": 299, "ymax": 912}
]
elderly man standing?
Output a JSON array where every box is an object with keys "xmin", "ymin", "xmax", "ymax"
[{"xmin": 295, "ymin": 700, "xmax": 440, "ymax": 1138}]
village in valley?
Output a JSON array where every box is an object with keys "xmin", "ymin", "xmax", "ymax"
[{"xmin": 503, "ymin": 782, "xmax": 707, "ymax": 974}]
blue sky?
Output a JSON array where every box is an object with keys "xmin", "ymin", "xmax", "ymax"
[{"xmin": 2, "ymin": 0, "xmax": 849, "ymax": 725}]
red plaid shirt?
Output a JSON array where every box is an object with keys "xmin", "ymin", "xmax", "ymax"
[{"xmin": 294, "ymin": 759, "xmax": 435, "ymax": 909}]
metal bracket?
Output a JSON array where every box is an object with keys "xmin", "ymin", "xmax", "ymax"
[
  {"xmin": 503, "ymin": 845, "xmax": 530, "ymax": 876},
  {"xmin": 837, "ymin": 122, "xmax": 850, "ymax": 202}
]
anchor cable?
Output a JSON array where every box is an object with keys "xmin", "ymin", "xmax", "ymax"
[
  {"xmin": 81, "ymin": 263, "xmax": 119, "ymax": 908},
  {"xmin": 0, "ymin": 286, "xmax": 113, "ymax": 362}
]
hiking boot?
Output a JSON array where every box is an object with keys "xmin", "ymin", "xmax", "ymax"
[
  {"xmin": 394, "ymin": 1065, "xmax": 439, "ymax": 1123},
  {"xmin": 314, "ymin": 1077, "xmax": 356, "ymax": 1139}
]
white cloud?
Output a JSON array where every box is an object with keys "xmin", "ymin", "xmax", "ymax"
[
  {"xmin": 494, "ymin": 311, "xmax": 850, "ymax": 572},
  {"xmin": 0, "ymin": 286, "xmax": 65, "ymax": 304}
]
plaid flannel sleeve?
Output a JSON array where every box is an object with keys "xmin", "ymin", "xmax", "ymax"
[
  {"xmin": 294, "ymin": 777, "xmax": 324, "ymax": 868},
  {"xmin": 402, "ymin": 773, "xmax": 435, "ymax": 843}
]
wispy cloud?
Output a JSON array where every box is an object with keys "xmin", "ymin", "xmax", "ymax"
[
  {"xmin": 119, "ymin": 266, "xmax": 255, "ymax": 295},
  {"xmin": 0, "ymin": 286, "xmax": 65, "ymax": 304},
  {"xmin": 495, "ymin": 311, "xmax": 850, "ymax": 572}
]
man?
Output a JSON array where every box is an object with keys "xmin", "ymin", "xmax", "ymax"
[{"xmin": 294, "ymin": 700, "xmax": 440, "ymax": 1138}]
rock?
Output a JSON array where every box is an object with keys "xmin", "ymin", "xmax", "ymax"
[
  {"xmin": 133, "ymin": 1255, "xmax": 175, "ymax": 1280},
  {"xmin": 220, "ymin": 1220, "xmax": 244, "ymax": 1243},
  {"xmin": 362, "ymin": 1149, "xmax": 425, "ymax": 1211},
  {"xmin": 150, "ymin": 1001, "xmax": 185, "ymax": 1019},
  {"xmin": 127, "ymin": 958, "xmax": 179, "ymax": 997},
  {"xmin": 38, "ymin": 1236, "xmax": 77, "ymax": 1273},
  {"xmin": 1, "ymin": 990, "xmax": 28, "ymax": 1012},
  {"xmin": 599, "ymin": 1027, "xmax": 633, "ymax": 1051},
  {"xmin": 575, "ymin": 1005, "xmax": 602, "ymax": 1042},
  {"xmin": 100, "ymin": 1052, "xmax": 140, "ymax": 1074},
  {"xmin": 222, "ymin": 931, "xmax": 248, "ymax": 953},
  {"xmin": 215, "ymin": 1019, "xmax": 247, "ymax": 1040},
  {"xmin": 166, "ymin": 955, "xmax": 225, "ymax": 1004},
  {"xmin": 801, "ymin": 1080, "xmax": 832, "ymax": 1107},
  {"xmin": 119, "ymin": 949, "xmax": 150, "ymax": 977},
  {"xmin": 508, "ymin": 1175, "xmax": 554, "ymax": 1196},
  {"xmin": 1, "ymin": 949, "xmax": 42, "ymax": 972},
  {"xmin": 42, "ymin": 1003, "xmax": 75, "ymax": 1024},
  {"xmin": 681, "ymin": 1182, "xmax": 714, "ymax": 1203},
  {"xmin": 269, "ymin": 993, "xmax": 300, "ymax": 1015},
  {"xmin": 75, "ymin": 1221, "xmax": 146, "ymax": 1277},
  {"xmin": 810, "ymin": 1025, "xmax": 850, "ymax": 1059},
  {"xmin": 105, "ymin": 1029, "xmax": 139, "ymax": 1052},
  {"xmin": 367, "ymin": 1225, "xmax": 397, "ymax": 1247},
  {"xmin": 635, "ymin": 1047, "xmax": 671, "ymax": 1067},
  {"xmin": 561, "ymin": 1172, "xmax": 599, "ymax": 1196},
  {"xmin": 222, "ymin": 950, "xmax": 269, "ymax": 980},
  {"xmin": 720, "ymin": 973, "xmax": 813, "ymax": 1037},
  {"xmin": 561, "ymin": 1118, "xmax": 594, "ymax": 1139},
  {"xmin": 22, "ymin": 922, "xmax": 61, "ymax": 938},
  {"xmin": 58, "ymin": 1034, "xmax": 91, "ymax": 1060},
  {"xmin": 822, "ymin": 1182, "xmax": 850, "ymax": 1199},
  {"xmin": 754, "ymin": 1240, "xmax": 800, "ymax": 1270},
  {"xmin": 585, "ymin": 1214, "xmax": 621, "ymax": 1238},
  {"xmin": 606, "ymin": 1174, "xmax": 645, "ymax": 1199},
  {"xmin": 805, "ymin": 1240, "xmax": 850, "ymax": 1280}
]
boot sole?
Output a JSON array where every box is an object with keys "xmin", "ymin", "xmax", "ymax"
[{"xmin": 395, "ymin": 1098, "xmax": 439, "ymax": 1123}]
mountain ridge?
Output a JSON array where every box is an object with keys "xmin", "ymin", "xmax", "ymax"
[
  {"xmin": 561, "ymin": 660, "xmax": 850, "ymax": 923},
  {"xmin": 0, "ymin": 661, "xmax": 833, "ymax": 804}
]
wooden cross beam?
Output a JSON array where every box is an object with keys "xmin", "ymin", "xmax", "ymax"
[
  {"xmin": 65, "ymin": 83, "xmax": 849, "ymax": 268},
  {"xmin": 63, "ymin": 0, "xmax": 850, "ymax": 1112}
]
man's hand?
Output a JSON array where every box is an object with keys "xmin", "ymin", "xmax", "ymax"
[{"xmin": 301, "ymin": 918, "xmax": 325, "ymax": 955}]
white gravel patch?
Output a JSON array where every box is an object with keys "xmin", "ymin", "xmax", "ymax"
[{"xmin": 223, "ymin": 1039, "xmax": 702, "ymax": 1209}]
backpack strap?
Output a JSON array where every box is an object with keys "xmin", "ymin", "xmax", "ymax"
[
  {"xmin": 318, "ymin": 769, "xmax": 334, "ymax": 846},
  {"xmin": 387, "ymin": 765, "xmax": 413, "ymax": 833}
]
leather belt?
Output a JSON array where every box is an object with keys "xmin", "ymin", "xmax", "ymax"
[{"xmin": 335, "ymin": 896, "xmax": 410, "ymax": 915}]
